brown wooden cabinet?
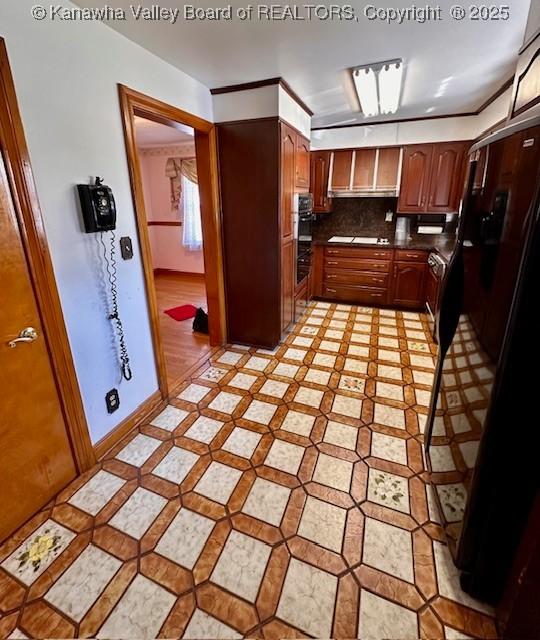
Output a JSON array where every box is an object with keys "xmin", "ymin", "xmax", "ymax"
[
  {"xmin": 425, "ymin": 268, "xmax": 439, "ymax": 316},
  {"xmin": 398, "ymin": 142, "xmax": 468, "ymax": 214},
  {"xmin": 310, "ymin": 150, "xmax": 332, "ymax": 212},
  {"xmin": 331, "ymin": 150, "xmax": 353, "ymax": 190},
  {"xmin": 295, "ymin": 135, "xmax": 310, "ymax": 190},
  {"xmin": 391, "ymin": 261, "xmax": 426, "ymax": 308},
  {"xmin": 377, "ymin": 147, "xmax": 401, "ymax": 190},
  {"xmin": 352, "ymin": 148, "xmax": 376, "ymax": 190},
  {"xmin": 280, "ymin": 123, "xmax": 296, "ymax": 331}
]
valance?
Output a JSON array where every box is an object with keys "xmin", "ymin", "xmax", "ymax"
[{"xmin": 165, "ymin": 157, "xmax": 197, "ymax": 211}]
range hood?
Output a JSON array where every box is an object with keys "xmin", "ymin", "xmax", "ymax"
[{"xmin": 330, "ymin": 188, "xmax": 399, "ymax": 198}]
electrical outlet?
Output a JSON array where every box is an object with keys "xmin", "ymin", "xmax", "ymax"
[
  {"xmin": 120, "ymin": 236, "xmax": 133, "ymax": 260},
  {"xmin": 105, "ymin": 388, "xmax": 120, "ymax": 413},
  {"xmin": 385, "ymin": 210, "xmax": 394, "ymax": 222}
]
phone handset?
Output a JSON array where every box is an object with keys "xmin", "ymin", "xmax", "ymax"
[{"xmin": 78, "ymin": 177, "xmax": 132, "ymax": 381}]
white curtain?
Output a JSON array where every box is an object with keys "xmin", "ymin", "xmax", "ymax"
[{"xmin": 181, "ymin": 175, "xmax": 203, "ymax": 251}]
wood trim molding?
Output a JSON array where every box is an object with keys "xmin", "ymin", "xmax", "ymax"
[
  {"xmin": 519, "ymin": 27, "xmax": 540, "ymax": 55},
  {"xmin": 210, "ymin": 76, "xmax": 314, "ymax": 117},
  {"xmin": 147, "ymin": 220, "xmax": 182, "ymax": 226},
  {"xmin": 312, "ymin": 77, "xmax": 514, "ymax": 131},
  {"xmin": 153, "ymin": 268, "xmax": 205, "ymax": 278},
  {"xmin": 512, "ymin": 46, "xmax": 540, "ymax": 118},
  {"xmin": 94, "ymin": 390, "xmax": 164, "ymax": 459},
  {"xmin": 0, "ymin": 38, "xmax": 95, "ymax": 471},
  {"xmin": 118, "ymin": 84, "xmax": 226, "ymax": 403}
]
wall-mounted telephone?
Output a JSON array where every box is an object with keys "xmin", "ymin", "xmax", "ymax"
[
  {"xmin": 77, "ymin": 177, "xmax": 132, "ymax": 381},
  {"xmin": 78, "ymin": 177, "xmax": 117, "ymax": 233}
]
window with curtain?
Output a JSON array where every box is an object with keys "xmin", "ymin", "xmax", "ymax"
[{"xmin": 181, "ymin": 175, "xmax": 203, "ymax": 251}]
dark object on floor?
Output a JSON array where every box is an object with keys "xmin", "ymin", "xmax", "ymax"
[
  {"xmin": 193, "ymin": 307, "xmax": 209, "ymax": 334},
  {"xmin": 164, "ymin": 304, "xmax": 197, "ymax": 321}
]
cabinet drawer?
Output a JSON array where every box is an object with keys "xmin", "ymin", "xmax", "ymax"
[
  {"xmin": 325, "ymin": 247, "xmax": 393, "ymax": 260},
  {"xmin": 324, "ymin": 269, "xmax": 389, "ymax": 288},
  {"xmin": 394, "ymin": 249, "xmax": 428, "ymax": 262},
  {"xmin": 323, "ymin": 284, "xmax": 387, "ymax": 305},
  {"xmin": 324, "ymin": 257, "xmax": 391, "ymax": 272}
]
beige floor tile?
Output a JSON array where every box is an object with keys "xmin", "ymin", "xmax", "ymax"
[
  {"xmin": 319, "ymin": 339, "xmax": 341, "ymax": 352},
  {"xmin": 332, "ymin": 394, "xmax": 363, "ymax": 418},
  {"xmin": 344, "ymin": 358, "xmax": 368, "ymax": 374},
  {"xmin": 216, "ymin": 351, "xmax": 243, "ymax": 365},
  {"xmin": 323, "ymin": 421, "xmax": 358, "ymax": 450},
  {"xmin": 430, "ymin": 445, "xmax": 457, "ymax": 472},
  {"xmin": 313, "ymin": 453, "xmax": 353, "ymax": 492},
  {"xmin": 199, "ymin": 366, "xmax": 228, "ymax": 382},
  {"xmin": 370, "ymin": 432, "xmax": 407, "ymax": 465},
  {"xmin": 183, "ymin": 609, "xmax": 241, "ymax": 639},
  {"xmin": 109, "ymin": 488, "xmax": 167, "ymax": 540},
  {"xmin": 259, "ymin": 379, "xmax": 289, "ymax": 398},
  {"xmin": 242, "ymin": 477, "xmax": 291, "ymax": 526},
  {"xmin": 377, "ymin": 349, "xmax": 402, "ymax": 363},
  {"xmin": 377, "ymin": 364, "xmax": 403, "ymax": 380},
  {"xmin": 68, "ymin": 470, "xmax": 125, "ymax": 515},
  {"xmin": 304, "ymin": 368, "xmax": 332, "ymax": 385},
  {"xmin": 244, "ymin": 355, "xmax": 272, "ymax": 371},
  {"xmin": 184, "ymin": 416, "xmax": 224, "ymax": 444},
  {"xmin": 150, "ymin": 405, "xmax": 189, "ymax": 431},
  {"xmin": 195, "ymin": 462, "xmax": 242, "ymax": 504},
  {"xmin": 358, "ymin": 590, "xmax": 418, "ymax": 640},
  {"xmin": 222, "ymin": 427, "xmax": 262, "ymax": 458},
  {"xmin": 208, "ymin": 391, "xmax": 243, "ymax": 414},
  {"xmin": 294, "ymin": 386, "xmax": 324, "ymax": 408},
  {"xmin": 152, "ymin": 447, "xmax": 199, "ymax": 484},
  {"xmin": 283, "ymin": 348, "xmax": 308, "ymax": 362},
  {"xmin": 272, "ymin": 362, "xmax": 300, "ymax": 378},
  {"xmin": 350, "ymin": 332, "xmax": 371, "ymax": 344},
  {"xmin": 280, "ymin": 410, "xmax": 316, "ymax": 437},
  {"xmin": 297, "ymin": 496, "xmax": 346, "ymax": 552},
  {"xmin": 376, "ymin": 381, "xmax": 405, "ymax": 401},
  {"xmin": 338, "ymin": 375, "xmax": 365, "ymax": 394},
  {"xmin": 115, "ymin": 434, "xmax": 162, "ymax": 467},
  {"xmin": 97, "ymin": 574, "xmax": 175, "ymax": 639},
  {"xmin": 211, "ymin": 530, "xmax": 271, "ymax": 602},
  {"xmin": 155, "ymin": 508, "xmax": 215, "ymax": 569},
  {"xmin": 325, "ymin": 328, "xmax": 344, "ymax": 340},
  {"xmin": 242, "ymin": 399, "xmax": 278, "ymax": 425},
  {"xmin": 228, "ymin": 372, "xmax": 258, "ymax": 390},
  {"xmin": 312, "ymin": 352, "xmax": 337, "ymax": 368},
  {"xmin": 292, "ymin": 336, "xmax": 314, "ymax": 348},
  {"xmin": 178, "ymin": 384, "xmax": 211, "ymax": 403},
  {"xmin": 277, "ymin": 558, "xmax": 337, "ymax": 638},
  {"xmin": 265, "ymin": 439, "xmax": 305, "ymax": 474},
  {"xmin": 373, "ymin": 403, "xmax": 406, "ymax": 429},
  {"xmin": 363, "ymin": 518, "xmax": 414, "ymax": 582}
]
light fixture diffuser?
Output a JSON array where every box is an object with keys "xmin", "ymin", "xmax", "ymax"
[{"xmin": 351, "ymin": 59, "xmax": 403, "ymax": 117}]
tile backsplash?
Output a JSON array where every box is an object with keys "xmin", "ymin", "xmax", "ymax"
[{"xmin": 313, "ymin": 197, "xmax": 398, "ymax": 240}]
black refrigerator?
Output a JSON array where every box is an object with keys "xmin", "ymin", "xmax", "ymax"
[{"xmin": 425, "ymin": 122, "xmax": 540, "ymax": 604}]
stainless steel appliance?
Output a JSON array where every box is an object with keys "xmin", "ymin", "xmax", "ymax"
[
  {"xmin": 426, "ymin": 252, "xmax": 446, "ymax": 336},
  {"xmin": 425, "ymin": 123, "xmax": 540, "ymax": 604},
  {"xmin": 295, "ymin": 193, "xmax": 314, "ymax": 285}
]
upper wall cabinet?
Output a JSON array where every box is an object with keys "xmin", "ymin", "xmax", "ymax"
[
  {"xmin": 328, "ymin": 147, "xmax": 401, "ymax": 196},
  {"xmin": 310, "ymin": 150, "xmax": 333, "ymax": 212},
  {"xmin": 397, "ymin": 142, "xmax": 468, "ymax": 214},
  {"xmin": 295, "ymin": 135, "xmax": 310, "ymax": 190}
]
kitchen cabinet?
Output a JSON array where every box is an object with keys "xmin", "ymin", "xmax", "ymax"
[
  {"xmin": 331, "ymin": 150, "xmax": 353, "ymax": 190},
  {"xmin": 425, "ymin": 267, "xmax": 440, "ymax": 316},
  {"xmin": 391, "ymin": 261, "xmax": 426, "ymax": 308},
  {"xmin": 398, "ymin": 142, "xmax": 468, "ymax": 214},
  {"xmin": 310, "ymin": 150, "xmax": 332, "ymax": 212},
  {"xmin": 352, "ymin": 148, "xmax": 376, "ymax": 190},
  {"xmin": 281, "ymin": 123, "xmax": 296, "ymax": 330},
  {"xmin": 295, "ymin": 135, "xmax": 310, "ymax": 190},
  {"xmin": 377, "ymin": 147, "xmax": 401, "ymax": 190}
]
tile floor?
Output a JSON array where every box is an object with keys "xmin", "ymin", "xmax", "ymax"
[{"xmin": 0, "ymin": 303, "xmax": 497, "ymax": 639}]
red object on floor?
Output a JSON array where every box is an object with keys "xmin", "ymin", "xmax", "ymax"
[{"xmin": 164, "ymin": 304, "xmax": 198, "ymax": 321}]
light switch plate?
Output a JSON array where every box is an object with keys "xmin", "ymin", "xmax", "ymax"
[{"xmin": 385, "ymin": 211, "xmax": 393, "ymax": 222}]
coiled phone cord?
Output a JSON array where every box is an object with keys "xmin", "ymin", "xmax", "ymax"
[{"xmin": 100, "ymin": 231, "xmax": 133, "ymax": 381}]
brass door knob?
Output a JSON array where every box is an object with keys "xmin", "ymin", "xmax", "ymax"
[{"xmin": 8, "ymin": 327, "xmax": 38, "ymax": 348}]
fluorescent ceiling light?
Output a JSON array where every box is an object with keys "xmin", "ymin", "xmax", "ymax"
[
  {"xmin": 379, "ymin": 61, "xmax": 403, "ymax": 114},
  {"xmin": 353, "ymin": 68, "xmax": 379, "ymax": 117},
  {"xmin": 351, "ymin": 59, "xmax": 403, "ymax": 117}
]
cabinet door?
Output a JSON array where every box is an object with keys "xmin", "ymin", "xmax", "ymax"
[
  {"xmin": 282, "ymin": 239, "xmax": 295, "ymax": 330},
  {"xmin": 295, "ymin": 136, "xmax": 310, "ymax": 189},
  {"xmin": 425, "ymin": 268, "xmax": 439, "ymax": 314},
  {"xmin": 281, "ymin": 126, "xmax": 295, "ymax": 240},
  {"xmin": 376, "ymin": 147, "xmax": 401, "ymax": 190},
  {"xmin": 331, "ymin": 150, "xmax": 353, "ymax": 190},
  {"xmin": 392, "ymin": 261, "xmax": 426, "ymax": 308},
  {"xmin": 310, "ymin": 151, "xmax": 332, "ymax": 212},
  {"xmin": 427, "ymin": 142, "xmax": 466, "ymax": 212},
  {"xmin": 352, "ymin": 148, "xmax": 376, "ymax": 190},
  {"xmin": 397, "ymin": 145, "xmax": 433, "ymax": 212}
]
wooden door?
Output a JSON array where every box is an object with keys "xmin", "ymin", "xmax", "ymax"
[
  {"xmin": 397, "ymin": 145, "xmax": 433, "ymax": 212},
  {"xmin": 376, "ymin": 147, "xmax": 401, "ymax": 190},
  {"xmin": 427, "ymin": 142, "xmax": 466, "ymax": 213},
  {"xmin": 280, "ymin": 124, "xmax": 296, "ymax": 330},
  {"xmin": 295, "ymin": 135, "xmax": 310, "ymax": 189},
  {"xmin": 352, "ymin": 148, "xmax": 376, "ymax": 190},
  {"xmin": 330, "ymin": 150, "xmax": 353, "ymax": 191},
  {"xmin": 425, "ymin": 268, "xmax": 439, "ymax": 314},
  {"xmin": 310, "ymin": 151, "xmax": 332, "ymax": 212},
  {"xmin": 391, "ymin": 261, "xmax": 426, "ymax": 308},
  {"xmin": 0, "ymin": 152, "xmax": 77, "ymax": 542}
]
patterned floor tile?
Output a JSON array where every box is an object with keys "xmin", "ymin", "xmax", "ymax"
[
  {"xmin": 323, "ymin": 420, "xmax": 358, "ymax": 450},
  {"xmin": 183, "ymin": 609, "xmax": 241, "ymax": 639},
  {"xmin": 358, "ymin": 590, "xmax": 418, "ymax": 640},
  {"xmin": 222, "ymin": 427, "xmax": 262, "ymax": 458},
  {"xmin": 313, "ymin": 453, "xmax": 353, "ymax": 492},
  {"xmin": 179, "ymin": 383, "xmax": 211, "ymax": 403},
  {"xmin": 265, "ymin": 439, "xmax": 305, "ymax": 474},
  {"xmin": 280, "ymin": 410, "xmax": 316, "ymax": 437},
  {"xmin": 297, "ymin": 496, "xmax": 346, "ymax": 552},
  {"xmin": 109, "ymin": 487, "xmax": 167, "ymax": 539},
  {"xmin": 370, "ymin": 432, "xmax": 407, "ymax": 465},
  {"xmin": 228, "ymin": 372, "xmax": 258, "ymax": 390},
  {"xmin": 115, "ymin": 433, "xmax": 161, "ymax": 466},
  {"xmin": 242, "ymin": 477, "xmax": 291, "ymax": 526},
  {"xmin": 68, "ymin": 470, "xmax": 125, "ymax": 515},
  {"xmin": 150, "ymin": 405, "xmax": 189, "ymax": 431},
  {"xmin": 242, "ymin": 399, "xmax": 277, "ymax": 425},
  {"xmin": 363, "ymin": 518, "xmax": 414, "ymax": 582},
  {"xmin": 155, "ymin": 508, "xmax": 215, "ymax": 569},
  {"xmin": 194, "ymin": 462, "xmax": 242, "ymax": 504},
  {"xmin": 184, "ymin": 416, "xmax": 224, "ymax": 444},
  {"xmin": 367, "ymin": 468, "xmax": 410, "ymax": 513}
]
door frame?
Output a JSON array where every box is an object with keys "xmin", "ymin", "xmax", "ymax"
[
  {"xmin": 0, "ymin": 38, "xmax": 95, "ymax": 472},
  {"xmin": 118, "ymin": 85, "xmax": 226, "ymax": 400}
]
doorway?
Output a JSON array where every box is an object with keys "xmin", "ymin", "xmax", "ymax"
[
  {"xmin": 134, "ymin": 116, "xmax": 212, "ymax": 390},
  {"xmin": 118, "ymin": 85, "xmax": 226, "ymax": 400}
]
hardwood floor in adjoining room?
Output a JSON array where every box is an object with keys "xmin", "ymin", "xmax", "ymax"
[{"xmin": 154, "ymin": 271, "xmax": 211, "ymax": 390}]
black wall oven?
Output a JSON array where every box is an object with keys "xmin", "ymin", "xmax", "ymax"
[{"xmin": 296, "ymin": 193, "xmax": 313, "ymax": 285}]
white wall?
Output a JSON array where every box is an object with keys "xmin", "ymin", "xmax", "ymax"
[
  {"xmin": 0, "ymin": 0, "xmax": 213, "ymax": 443},
  {"xmin": 138, "ymin": 145, "xmax": 205, "ymax": 274}
]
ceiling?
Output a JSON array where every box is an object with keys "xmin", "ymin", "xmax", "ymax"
[
  {"xmin": 76, "ymin": 0, "xmax": 531, "ymax": 127},
  {"xmin": 134, "ymin": 116, "xmax": 194, "ymax": 146}
]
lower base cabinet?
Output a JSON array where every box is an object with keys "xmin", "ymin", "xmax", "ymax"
[{"xmin": 312, "ymin": 244, "xmax": 429, "ymax": 310}]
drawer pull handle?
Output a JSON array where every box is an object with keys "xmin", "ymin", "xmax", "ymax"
[
  {"xmin": 327, "ymin": 288, "xmax": 337, "ymax": 293},
  {"xmin": 327, "ymin": 261, "xmax": 338, "ymax": 265},
  {"xmin": 406, "ymin": 253, "xmax": 419, "ymax": 258}
]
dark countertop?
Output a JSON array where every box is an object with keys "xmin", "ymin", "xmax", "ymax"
[{"xmin": 313, "ymin": 233, "xmax": 457, "ymax": 263}]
